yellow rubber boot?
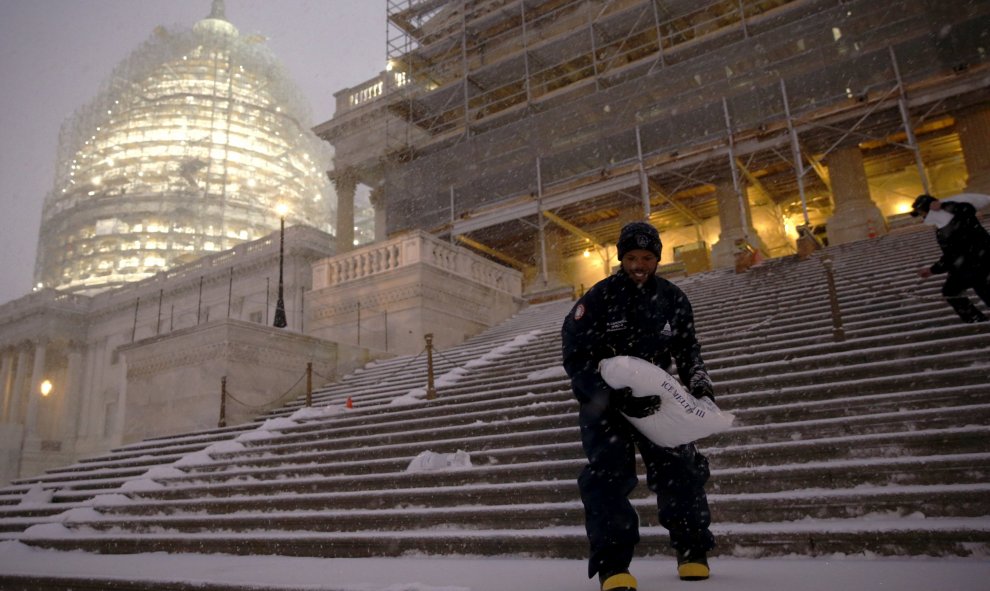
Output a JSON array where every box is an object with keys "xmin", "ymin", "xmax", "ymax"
[
  {"xmin": 601, "ymin": 572, "xmax": 637, "ymax": 590},
  {"xmin": 677, "ymin": 553, "xmax": 710, "ymax": 581}
]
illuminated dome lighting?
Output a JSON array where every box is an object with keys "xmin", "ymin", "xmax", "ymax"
[{"xmin": 34, "ymin": 1, "xmax": 335, "ymax": 294}]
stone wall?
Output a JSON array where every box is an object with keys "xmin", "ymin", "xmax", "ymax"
[{"xmin": 118, "ymin": 319, "xmax": 359, "ymax": 442}]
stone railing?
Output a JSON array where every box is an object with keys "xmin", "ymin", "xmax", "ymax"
[
  {"xmin": 333, "ymin": 69, "xmax": 412, "ymax": 116},
  {"xmin": 312, "ymin": 230, "xmax": 522, "ymax": 296}
]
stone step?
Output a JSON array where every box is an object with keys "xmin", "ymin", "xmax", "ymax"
[
  {"xmin": 18, "ymin": 518, "xmax": 990, "ymax": 559},
  {"xmin": 205, "ymin": 403, "xmax": 986, "ymax": 465},
  {"xmin": 109, "ymin": 449, "xmax": 987, "ymax": 504},
  {"xmin": 183, "ymin": 386, "xmax": 985, "ymax": 475},
  {"xmin": 37, "ymin": 453, "xmax": 974, "ymax": 523},
  {"xmin": 3, "ymin": 384, "xmax": 986, "ymax": 504},
  {"xmin": 52, "ymin": 484, "xmax": 990, "ymax": 536}
]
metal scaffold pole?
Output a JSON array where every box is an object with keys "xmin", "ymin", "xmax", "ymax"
[
  {"xmin": 889, "ymin": 46, "xmax": 931, "ymax": 195},
  {"xmin": 780, "ymin": 78, "xmax": 811, "ymax": 227},
  {"xmin": 636, "ymin": 126, "xmax": 651, "ymax": 217},
  {"xmin": 536, "ymin": 157, "xmax": 548, "ymax": 286},
  {"xmin": 722, "ymin": 97, "xmax": 749, "ymax": 241}
]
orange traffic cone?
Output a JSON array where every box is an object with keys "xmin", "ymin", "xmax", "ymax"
[{"xmin": 345, "ymin": 396, "xmax": 353, "ymax": 409}]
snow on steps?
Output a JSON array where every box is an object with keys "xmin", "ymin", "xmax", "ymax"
[{"xmin": 0, "ymin": 227, "xmax": 988, "ymax": 571}]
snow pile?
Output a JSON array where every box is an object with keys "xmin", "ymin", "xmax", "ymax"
[
  {"xmin": 83, "ymin": 494, "xmax": 133, "ymax": 507},
  {"xmin": 464, "ymin": 330, "xmax": 542, "ymax": 369},
  {"xmin": 234, "ymin": 417, "xmax": 299, "ymax": 442},
  {"xmin": 289, "ymin": 404, "xmax": 348, "ymax": 421},
  {"xmin": 405, "ymin": 450, "xmax": 473, "ymax": 473},
  {"xmin": 391, "ymin": 388, "xmax": 429, "ymax": 406},
  {"xmin": 173, "ymin": 439, "xmax": 246, "ymax": 467},
  {"xmin": 17, "ymin": 484, "xmax": 53, "ymax": 507},
  {"xmin": 527, "ymin": 365, "xmax": 568, "ymax": 380},
  {"xmin": 393, "ymin": 330, "xmax": 543, "ymax": 405}
]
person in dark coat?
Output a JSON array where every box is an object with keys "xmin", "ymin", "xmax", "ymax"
[
  {"xmin": 911, "ymin": 193, "xmax": 990, "ymax": 323},
  {"xmin": 561, "ymin": 221, "xmax": 716, "ymax": 591}
]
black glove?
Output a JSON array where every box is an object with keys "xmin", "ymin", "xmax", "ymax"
[
  {"xmin": 689, "ymin": 370, "xmax": 715, "ymax": 403},
  {"xmin": 610, "ymin": 387, "xmax": 661, "ymax": 418}
]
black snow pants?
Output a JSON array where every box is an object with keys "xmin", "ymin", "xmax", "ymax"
[
  {"xmin": 578, "ymin": 402, "xmax": 715, "ymax": 579},
  {"xmin": 942, "ymin": 268, "xmax": 990, "ymax": 323}
]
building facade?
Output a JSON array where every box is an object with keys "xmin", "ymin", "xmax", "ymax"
[
  {"xmin": 1, "ymin": 226, "xmax": 338, "ymax": 483},
  {"xmin": 0, "ymin": 225, "xmax": 524, "ymax": 485},
  {"xmin": 320, "ymin": 0, "xmax": 990, "ymax": 288}
]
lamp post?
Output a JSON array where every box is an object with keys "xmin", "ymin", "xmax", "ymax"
[{"xmin": 273, "ymin": 202, "xmax": 288, "ymax": 328}]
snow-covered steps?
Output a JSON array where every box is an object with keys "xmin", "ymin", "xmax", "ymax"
[
  {"xmin": 17, "ymin": 518, "xmax": 990, "ymax": 560},
  {"xmin": 1, "ymin": 227, "xmax": 988, "ymax": 566}
]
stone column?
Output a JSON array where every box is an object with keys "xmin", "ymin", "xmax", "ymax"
[
  {"xmin": 0, "ymin": 351, "xmax": 12, "ymax": 422},
  {"xmin": 24, "ymin": 341, "xmax": 47, "ymax": 437},
  {"xmin": 9, "ymin": 346, "xmax": 31, "ymax": 424},
  {"xmin": 333, "ymin": 172, "xmax": 357, "ymax": 254},
  {"xmin": 60, "ymin": 346, "xmax": 85, "ymax": 442},
  {"xmin": 76, "ymin": 338, "xmax": 104, "ymax": 441},
  {"xmin": 710, "ymin": 180, "xmax": 762, "ymax": 269},
  {"xmin": 825, "ymin": 145, "xmax": 887, "ymax": 245},
  {"xmin": 369, "ymin": 186, "xmax": 387, "ymax": 242},
  {"xmin": 543, "ymin": 225, "xmax": 569, "ymax": 287},
  {"xmin": 957, "ymin": 105, "xmax": 990, "ymax": 194},
  {"xmin": 525, "ymin": 218, "xmax": 572, "ymax": 294}
]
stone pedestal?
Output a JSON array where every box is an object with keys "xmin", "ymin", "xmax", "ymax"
[
  {"xmin": 710, "ymin": 181, "xmax": 764, "ymax": 269},
  {"xmin": 826, "ymin": 146, "xmax": 887, "ymax": 245}
]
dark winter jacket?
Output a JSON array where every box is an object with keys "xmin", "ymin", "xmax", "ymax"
[
  {"xmin": 561, "ymin": 269, "xmax": 710, "ymax": 407},
  {"xmin": 930, "ymin": 201, "xmax": 990, "ymax": 277}
]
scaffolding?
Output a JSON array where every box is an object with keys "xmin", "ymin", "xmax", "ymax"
[
  {"xmin": 370, "ymin": 0, "xmax": 990, "ymax": 267},
  {"xmin": 35, "ymin": 6, "xmax": 335, "ymax": 295}
]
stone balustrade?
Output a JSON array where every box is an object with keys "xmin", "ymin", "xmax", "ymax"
[
  {"xmin": 333, "ymin": 69, "xmax": 411, "ymax": 115},
  {"xmin": 312, "ymin": 230, "xmax": 522, "ymax": 297}
]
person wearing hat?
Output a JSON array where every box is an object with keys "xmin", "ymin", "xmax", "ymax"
[
  {"xmin": 911, "ymin": 192, "xmax": 990, "ymax": 323},
  {"xmin": 561, "ymin": 221, "xmax": 716, "ymax": 590}
]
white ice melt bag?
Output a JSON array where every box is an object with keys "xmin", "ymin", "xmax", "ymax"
[{"xmin": 599, "ymin": 355, "xmax": 735, "ymax": 447}]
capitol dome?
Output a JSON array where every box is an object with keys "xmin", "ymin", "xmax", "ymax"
[{"xmin": 35, "ymin": 0, "xmax": 335, "ymax": 294}]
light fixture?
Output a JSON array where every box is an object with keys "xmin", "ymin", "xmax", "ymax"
[{"xmin": 40, "ymin": 380, "xmax": 53, "ymax": 397}]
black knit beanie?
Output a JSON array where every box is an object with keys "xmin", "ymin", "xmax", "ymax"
[
  {"xmin": 910, "ymin": 194, "xmax": 938, "ymax": 217},
  {"xmin": 616, "ymin": 221, "xmax": 662, "ymax": 260}
]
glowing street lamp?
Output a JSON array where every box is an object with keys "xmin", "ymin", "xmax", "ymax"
[
  {"xmin": 273, "ymin": 202, "xmax": 289, "ymax": 328},
  {"xmin": 40, "ymin": 379, "xmax": 53, "ymax": 397}
]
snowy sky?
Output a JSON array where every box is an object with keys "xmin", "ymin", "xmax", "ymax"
[{"xmin": 0, "ymin": 0, "xmax": 386, "ymax": 306}]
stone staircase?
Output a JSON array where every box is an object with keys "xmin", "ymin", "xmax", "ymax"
[{"xmin": 1, "ymin": 224, "xmax": 988, "ymax": 587}]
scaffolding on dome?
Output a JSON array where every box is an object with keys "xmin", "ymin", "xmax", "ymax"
[{"xmin": 35, "ymin": 9, "xmax": 335, "ymax": 295}]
